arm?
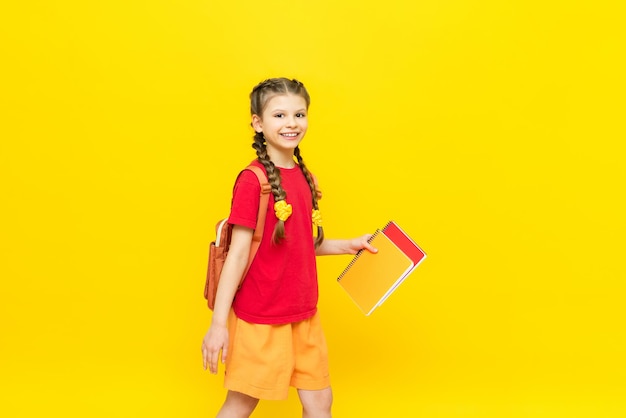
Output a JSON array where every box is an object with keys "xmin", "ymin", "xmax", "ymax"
[
  {"xmin": 315, "ymin": 235, "xmax": 378, "ymax": 256},
  {"xmin": 201, "ymin": 225, "xmax": 253, "ymax": 374}
]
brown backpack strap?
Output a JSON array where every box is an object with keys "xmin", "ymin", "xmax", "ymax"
[{"xmin": 241, "ymin": 165, "xmax": 270, "ymax": 280}]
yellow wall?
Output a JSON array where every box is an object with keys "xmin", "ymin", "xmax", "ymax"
[{"xmin": 1, "ymin": 1, "xmax": 624, "ymax": 417}]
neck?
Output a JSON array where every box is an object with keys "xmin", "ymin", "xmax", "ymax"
[{"xmin": 267, "ymin": 149, "xmax": 296, "ymax": 169}]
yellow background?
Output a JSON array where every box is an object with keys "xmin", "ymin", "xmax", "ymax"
[{"xmin": 1, "ymin": 1, "xmax": 624, "ymax": 417}]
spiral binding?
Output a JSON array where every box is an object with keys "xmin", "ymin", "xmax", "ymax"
[{"xmin": 337, "ymin": 228, "xmax": 384, "ymax": 281}]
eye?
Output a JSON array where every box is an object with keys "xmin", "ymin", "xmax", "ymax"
[
  {"xmin": 273, "ymin": 113, "xmax": 284, "ymax": 118},
  {"xmin": 296, "ymin": 113, "xmax": 306, "ymax": 118}
]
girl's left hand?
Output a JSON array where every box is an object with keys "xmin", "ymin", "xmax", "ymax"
[{"xmin": 348, "ymin": 234, "xmax": 378, "ymax": 255}]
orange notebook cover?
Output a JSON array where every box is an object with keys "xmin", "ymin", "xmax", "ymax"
[{"xmin": 337, "ymin": 221, "xmax": 427, "ymax": 315}]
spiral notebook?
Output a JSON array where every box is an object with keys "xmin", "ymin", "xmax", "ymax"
[{"xmin": 337, "ymin": 221, "xmax": 427, "ymax": 315}]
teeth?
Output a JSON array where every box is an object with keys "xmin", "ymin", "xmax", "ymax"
[{"xmin": 282, "ymin": 133, "xmax": 298, "ymax": 137}]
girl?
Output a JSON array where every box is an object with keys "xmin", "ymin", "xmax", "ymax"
[{"xmin": 201, "ymin": 78, "xmax": 376, "ymax": 418}]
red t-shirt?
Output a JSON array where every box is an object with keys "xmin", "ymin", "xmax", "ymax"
[{"xmin": 228, "ymin": 161, "xmax": 318, "ymax": 324}]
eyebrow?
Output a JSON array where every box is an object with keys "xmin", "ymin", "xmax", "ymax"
[{"xmin": 270, "ymin": 108, "xmax": 307, "ymax": 113}]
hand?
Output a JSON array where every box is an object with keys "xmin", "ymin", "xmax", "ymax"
[
  {"xmin": 201, "ymin": 323, "xmax": 229, "ymax": 375},
  {"xmin": 347, "ymin": 234, "xmax": 378, "ymax": 255}
]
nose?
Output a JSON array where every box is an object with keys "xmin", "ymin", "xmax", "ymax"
[{"xmin": 286, "ymin": 115, "xmax": 298, "ymax": 127}]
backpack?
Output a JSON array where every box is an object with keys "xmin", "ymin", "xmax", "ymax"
[{"xmin": 204, "ymin": 165, "xmax": 271, "ymax": 310}]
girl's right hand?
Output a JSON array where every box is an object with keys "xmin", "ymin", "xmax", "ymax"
[{"xmin": 201, "ymin": 324, "xmax": 229, "ymax": 375}]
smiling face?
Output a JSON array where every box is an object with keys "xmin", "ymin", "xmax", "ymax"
[{"xmin": 251, "ymin": 93, "xmax": 308, "ymax": 167}]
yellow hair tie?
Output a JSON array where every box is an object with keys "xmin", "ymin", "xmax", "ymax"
[
  {"xmin": 274, "ymin": 200, "xmax": 292, "ymax": 222},
  {"xmin": 312, "ymin": 209, "xmax": 323, "ymax": 227}
]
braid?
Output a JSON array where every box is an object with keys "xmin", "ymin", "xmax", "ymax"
[
  {"xmin": 252, "ymin": 132, "xmax": 288, "ymax": 244},
  {"xmin": 295, "ymin": 146, "xmax": 324, "ymax": 248}
]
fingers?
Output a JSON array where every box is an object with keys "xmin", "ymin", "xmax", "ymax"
[
  {"xmin": 201, "ymin": 344, "xmax": 209, "ymax": 371},
  {"xmin": 222, "ymin": 340, "xmax": 229, "ymax": 365},
  {"xmin": 202, "ymin": 345, "xmax": 219, "ymax": 374},
  {"xmin": 361, "ymin": 234, "xmax": 377, "ymax": 254},
  {"xmin": 209, "ymin": 350, "xmax": 219, "ymax": 374},
  {"xmin": 365, "ymin": 241, "xmax": 378, "ymax": 254},
  {"xmin": 201, "ymin": 341, "xmax": 218, "ymax": 374}
]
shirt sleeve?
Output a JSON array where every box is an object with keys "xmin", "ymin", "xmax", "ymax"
[{"xmin": 227, "ymin": 169, "xmax": 261, "ymax": 230}]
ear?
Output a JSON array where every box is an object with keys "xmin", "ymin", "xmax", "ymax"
[{"xmin": 251, "ymin": 114, "xmax": 263, "ymax": 133}]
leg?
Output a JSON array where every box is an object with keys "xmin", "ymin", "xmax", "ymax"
[
  {"xmin": 297, "ymin": 387, "xmax": 333, "ymax": 418},
  {"xmin": 216, "ymin": 390, "xmax": 259, "ymax": 418}
]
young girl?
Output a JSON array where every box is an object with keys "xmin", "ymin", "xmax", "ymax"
[{"xmin": 201, "ymin": 78, "xmax": 376, "ymax": 418}]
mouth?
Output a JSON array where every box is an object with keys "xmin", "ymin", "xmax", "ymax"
[{"xmin": 280, "ymin": 132, "xmax": 299, "ymax": 138}]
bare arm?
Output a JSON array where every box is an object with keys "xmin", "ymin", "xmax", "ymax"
[
  {"xmin": 201, "ymin": 225, "xmax": 253, "ymax": 374},
  {"xmin": 315, "ymin": 235, "xmax": 378, "ymax": 256}
]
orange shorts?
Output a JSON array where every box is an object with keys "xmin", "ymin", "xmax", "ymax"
[{"xmin": 224, "ymin": 309, "xmax": 330, "ymax": 400}]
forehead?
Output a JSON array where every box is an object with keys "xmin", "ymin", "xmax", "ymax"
[{"xmin": 263, "ymin": 94, "xmax": 307, "ymax": 112}]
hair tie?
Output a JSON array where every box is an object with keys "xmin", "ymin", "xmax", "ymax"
[
  {"xmin": 274, "ymin": 200, "xmax": 292, "ymax": 222},
  {"xmin": 312, "ymin": 209, "xmax": 322, "ymax": 227}
]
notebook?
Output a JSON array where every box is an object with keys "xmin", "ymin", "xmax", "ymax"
[{"xmin": 337, "ymin": 221, "xmax": 427, "ymax": 315}]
